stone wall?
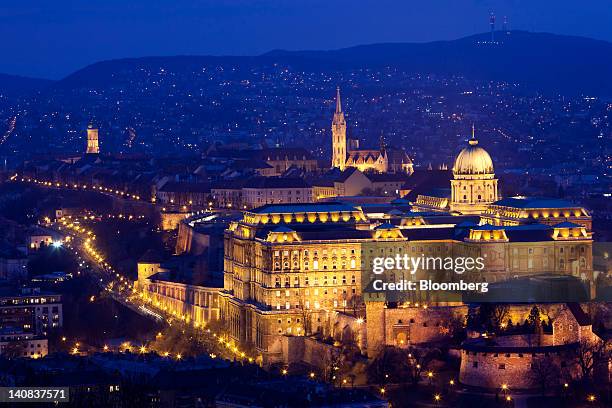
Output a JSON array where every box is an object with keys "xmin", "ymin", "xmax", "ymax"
[
  {"xmin": 280, "ymin": 336, "xmax": 338, "ymax": 369},
  {"xmin": 459, "ymin": 348, "xmax": 571, "ymax": 389},
  {"xmin": 365, "ymin": 303, "xmax": 467, "ymax": 357}
]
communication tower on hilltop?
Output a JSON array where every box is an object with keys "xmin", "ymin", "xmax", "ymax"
[{"xmin": 489, "ymin": 12, "xmax": 496, "ymax": 42}]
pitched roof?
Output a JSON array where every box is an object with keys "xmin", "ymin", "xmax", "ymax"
[{"xmin": 566, "ymin": 303, "xmax": 591, "ymax": 326}]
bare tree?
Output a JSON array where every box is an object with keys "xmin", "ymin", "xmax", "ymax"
[
  {"xmin": 529, "ymin": 356, "xmax": 560, "ymax": 395},
  {"xmin": 491, "ymin": 304, "xmax": 509, "ymax": 329},
  {"xmin": 2, "ymin": 341, "xmax": 26, "ymax": 359},
  {"xmin": 406, "ymin": 346, "xmax": 439, "ymax": 385},
  {"xmin": 297, "ymin": 302, "xmax": 313, "ymax": 336},
  {"xmin": 571, "ymin": 338, "xmax": 611, "ymax": 383}
]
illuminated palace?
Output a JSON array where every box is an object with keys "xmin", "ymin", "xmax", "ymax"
[
  {"xmin": 331, "ymin": 88, "xmax": 413, "ymax": 174},
  {"xmin": 219, "ymin": 197, "xmax": 593, "ymax": 362},
  {"xmin": 137, "ymin": 126, "xmax": 596, "ymax": 366}
]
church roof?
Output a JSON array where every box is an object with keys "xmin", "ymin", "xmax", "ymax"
[
  {"xmin": 385, "ymin": 147, "xmax": 413, "ymax": 165},
  {"xmin": 346, "ymin": 150, "xmax": 383, "ymax": 165}
]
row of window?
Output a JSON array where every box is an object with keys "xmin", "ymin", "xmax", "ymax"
[{"xmin": 274, "ymin": 275, "xmax": 356, "ymax": 287}]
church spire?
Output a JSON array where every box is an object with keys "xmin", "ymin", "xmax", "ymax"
[{"xmin": 331, "ymin": 86, "xmax": 347, "ymax": 170}]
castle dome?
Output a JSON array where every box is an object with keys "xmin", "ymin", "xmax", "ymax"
[{"xmin": 453, "ymin": 136, "xmax": 494, "ymax": 177}]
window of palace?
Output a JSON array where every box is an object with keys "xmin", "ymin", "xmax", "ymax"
[
  {"xmin": 276, "ymin": 291, "xmax": 280, "ymax": 297},
  {"xmin": 498, "ymin": 364, "xmax": 505, "ymax": 369},
  {"xmin": 473, "ymin": 362, "xmax": 478, "ymax": 368}
]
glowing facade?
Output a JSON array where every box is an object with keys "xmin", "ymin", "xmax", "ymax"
[
  {"xmin": 86, "ymin": 125, "xmax": 100, "ymax": 155},
  {"xmin": 218, "ymin": 201, "xmax": 593, "ymax": 363}
]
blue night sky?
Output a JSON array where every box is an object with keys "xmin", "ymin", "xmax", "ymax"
[{"xmin": 2, "ymin": 0, "xmax": 611, "ymax": 79}]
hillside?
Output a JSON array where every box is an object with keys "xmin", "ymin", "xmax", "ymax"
[
  {"xmin": 55, "ymin": 31, "xmax": 612, "ymax": 96},
  {"xmin": 0, "ymin": 73, "xmax": 54, "ymax": 97}
]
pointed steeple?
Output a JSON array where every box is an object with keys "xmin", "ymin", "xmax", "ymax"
[
  {"xmin": 331, "ymin": 86, "xmax": 347, "ymax": 170},
  {"xmin": 332, "ymin": 86, "xmax": 345, "ymax": 126}
]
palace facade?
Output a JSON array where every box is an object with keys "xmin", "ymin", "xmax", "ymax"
[{"xmin": 218, "ymin": 196, "xmax": 593, "ymax": 362}]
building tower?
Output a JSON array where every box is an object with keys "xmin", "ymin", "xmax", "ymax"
[
  {"xmin": 331, "ymin": 87, "xmax": 347, "ymax": 170},
  {"xmin": 450, "ymin": 125, "xmax": 499, "ymax": 215},
  {"xmin": 490, "ymin": 12, "xmax": 496, "ymax": 42},
  {"xmin": 86, "ymin": 125, "xmax": 100, "ymax": 155}
]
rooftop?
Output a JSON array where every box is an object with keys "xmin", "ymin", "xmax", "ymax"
[
  {"xmin": 492, "ymin": 197, "xmax": 578, "ymax": 209},
  {"xmin": 249, "ymin": 202, "xmax": 359, "ymax": 215}
]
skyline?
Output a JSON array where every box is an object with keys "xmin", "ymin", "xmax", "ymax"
[{"xmin": 2, "ymin": 0, "xmax": 612, "ymax": 79}]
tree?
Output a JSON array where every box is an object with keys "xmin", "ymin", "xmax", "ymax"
[
  {"xmin": 491, "ymin": 304, "xmax": 509, "ymax": 331},
  {"xmin": 297, "ymin": 302, "xmax": 313, "ymax": 336},
  {"xmin": 367, "ymin": 346, "xmax": 410, "ymax": 386},
  {"xmin": 1, "ymin": 341, "xmax": 27, "ymax": 359},
  {"xmin": 529, "ymin": 357, "xmax": 560, "ymax": 395},
  {"xmin": 406, "ymin": 346, "xmax": 439, "ymax": 385},
  {"xmin": 571, "ymin": 338, "xmax": 611, "ymax": 384}
]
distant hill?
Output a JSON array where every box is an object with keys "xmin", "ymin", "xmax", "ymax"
[
  {"xmin": 264, "ymin": 31, "xmax": 612, "ymax": 96},
  {"xmin": 53, "ymin": 30, "xmax": 612, "ymax": 96},
  {"xmin": 0, "ymin": 73, "xmax": 54, "ymax": 97}
]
